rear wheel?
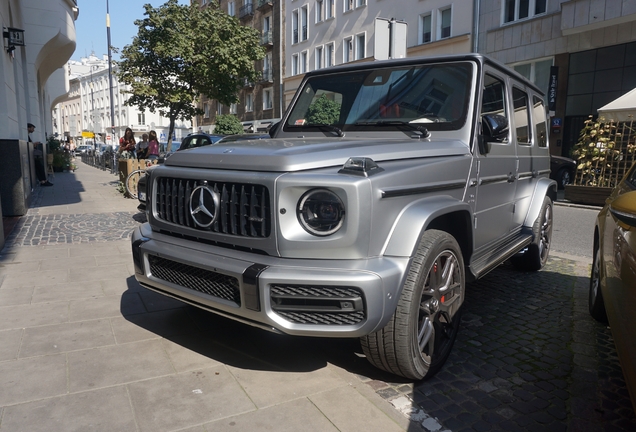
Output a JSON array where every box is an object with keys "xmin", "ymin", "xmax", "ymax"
[
  {"xmin": 361, "ymin": 230, "xmax": 465, "ymax": 380},
  {"xmin": 589, "ymin": 240, "xmax": 608, "ymax": 322},
  {"xmin": 556, "ymin": 168, "xmax": 571, "ymax": 189},
  {"xmin": 511, "ymin": 196, "xmax": 553, "ymax": 271}
]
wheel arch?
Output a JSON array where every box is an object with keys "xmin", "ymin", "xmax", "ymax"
[
  {"xmin": 382, "ymin": 196, "xmax": 473, "ymax": 265},
  {"xmin": 522, "ymin": 178, "xmax": 557, "ymax": 228}
]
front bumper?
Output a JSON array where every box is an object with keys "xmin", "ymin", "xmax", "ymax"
[{"xmin": 131, "ymin": 223, "xmax": 409, "ymax": 337}]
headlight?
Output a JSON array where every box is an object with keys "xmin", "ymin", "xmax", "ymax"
[{"xmin": 297, "ymin": 189, "xmax": 345, "ymax": 236}]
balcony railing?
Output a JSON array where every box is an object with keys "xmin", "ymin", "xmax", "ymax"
[
  {"xmin": 239, "ymin": 3, "xmax": 254, "ymax": 19},
  {"xmin": 302, "ymin": 25, "xmax": 307, "ymax": 41},
  {"xmin": 257, "ymin": 0, "xmax": 273, "ymax": 9},
  {"xmin": 260, "ymin": 69, "xmax": 273, "ymax": 83},
  {"xmin": 293, "ymin": 29, "xmax": 298, "ymax": 44},
  {"xmin": 261, "ymin": 31, "xmax": 273, "ymax": 46},
  {"xmin": 243, "ymin": 78, "xmax": 255, "ymax": 88}
]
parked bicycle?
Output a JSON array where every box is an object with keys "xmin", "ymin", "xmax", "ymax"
[{"xmin": 125, "ymin": 159, "xmax": 155, "ymax": 199}]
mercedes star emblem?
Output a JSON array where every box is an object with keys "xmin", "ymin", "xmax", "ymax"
[{"xmin": 189, "ymin": 185, "xmax": 220, "ymax": 228}]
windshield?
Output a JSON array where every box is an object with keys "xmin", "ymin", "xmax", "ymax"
[{"xmin": 285, "ymin": 61, "xmax": 473, "ymax": 134}]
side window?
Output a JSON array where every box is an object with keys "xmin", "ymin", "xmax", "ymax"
[
  {"xmin": 512, "ymin": 87, "xmax": 531, "ymax": 145},
  {"xmin": 533, "ymin": 96, "xmax": 547, "ymax": 147},
  {"xmin": 482, "ymin": 74, "xmax": 507, "ymax": 117},
  {"xmin": 180, "ymin": 137, "xmax": 191, "ymax": 150},
  {"xmin": 481, "ymin": 73, "xmax": 509, "ymax": 143}
]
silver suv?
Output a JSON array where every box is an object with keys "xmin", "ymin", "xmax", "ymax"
[{"xmin": 131, "ymin": 54, "xmax": 556, "ymax": 380}]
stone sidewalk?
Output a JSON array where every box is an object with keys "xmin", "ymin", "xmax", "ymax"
[{"xmin": 0, "ymin": 162, "xmax": 414, "ymax": 432}]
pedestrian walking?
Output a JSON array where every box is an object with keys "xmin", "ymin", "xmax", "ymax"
[{"xmin": 27, "ymin": 123, "xmax": 53, "ymax": 187}]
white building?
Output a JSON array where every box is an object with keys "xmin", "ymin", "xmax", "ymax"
[
  {"xmin": 284, "ymin": 0, "xmax": 474, "ymax": 106},
  {"xmin": 0, "ymin": 0, "xmax": 78, "ymax": 246},
  {"xmin": 54, "ymin": 54, "xmax": 192, "ymax": 147}
]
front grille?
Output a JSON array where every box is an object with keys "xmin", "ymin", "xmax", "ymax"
[
  {"xmin": 270, "ymin": 285, "xmax": 366, "ymax": 325},
  {"xmin": 154, "ymin": 177, "xmax": 271, "ymax": 238},
  {"xmin": 148, "ymin": 255, "xmax": 241, "ymax": 305}
]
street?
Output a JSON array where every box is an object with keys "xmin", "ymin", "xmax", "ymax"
[{"xmin": 552, "ymin": 203, "xmax": 599, "ymax": 259}]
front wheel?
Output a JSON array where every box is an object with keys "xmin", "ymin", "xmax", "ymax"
[
  {"xmin": 511, "ymin": 196, "xmax": 553, "ymax": 271},
  {"xmin": 361, "ymin": 230, "xmax": 465, "ymax": 380}
]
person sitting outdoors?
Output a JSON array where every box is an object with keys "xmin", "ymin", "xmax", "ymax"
[
  {"xmin": 135, "ymin": 133, "xmax": 149, "ymax": 160},
  {"xmin": 118, "ymin": 127, "xmax": 136, "ymax": 159},
  {"xmin": 146, "ymin": 130, "xmax": 160, "ymax": 161}
]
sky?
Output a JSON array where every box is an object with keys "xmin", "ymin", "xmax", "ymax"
[{"xmin": 72, "ymin": 0, "xmax": 190, "ymax": 61}]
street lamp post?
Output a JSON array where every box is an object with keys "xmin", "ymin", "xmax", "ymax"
[{"xmin": 107, "ymin": 0, "xmax": 117, "ymax": 172}]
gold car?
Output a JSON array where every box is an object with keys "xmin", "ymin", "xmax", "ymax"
[{"xmin": 590, "ymin": 162, "xmax": 636, "ymax": 411}]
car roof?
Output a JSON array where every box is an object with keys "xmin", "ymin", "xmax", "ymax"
[{"xmin": 217, "ymin": 133, "xmax": 270, "ymax": 143}]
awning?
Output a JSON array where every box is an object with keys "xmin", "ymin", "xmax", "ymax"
[{"xmin": 598, "ymin": 87, "xmax": 636, "ymax": 122}]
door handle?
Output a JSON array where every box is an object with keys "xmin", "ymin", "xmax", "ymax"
[{"xmin": 507, "ymin": 173, "xmax": 515, "ymax": 183}]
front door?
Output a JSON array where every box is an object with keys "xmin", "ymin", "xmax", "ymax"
[{"xmin": 473, "ymin": 70, "xmax": 518, "ymax": 251}]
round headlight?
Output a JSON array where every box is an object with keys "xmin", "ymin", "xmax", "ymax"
[{"xmin": 297, "ymin": 189, "xmax": 345, "ymax": 236}]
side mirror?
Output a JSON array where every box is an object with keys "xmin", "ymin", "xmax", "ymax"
[
  {"xmin": 481, "ymin": 114, "xmax": 509, "ymax": 143},
  {"xmin": 609, "ymin": 190, "xmax": 636, "ymax": 228}
]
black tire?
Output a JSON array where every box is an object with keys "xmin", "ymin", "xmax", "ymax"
[
  {"xmin": 360, "ymin": 230, "xmax": 465, "ymax": 380},
  {"xmin": 511, "ymin": 196, "xmax": 553, "ymax": 271},
  {"xmin": 589, "ymin": 240, "xmax": 608, "ymax": 322},
  {"xmin": 556, "ymin": 168, "xmax": 572, "ymax": 190}
]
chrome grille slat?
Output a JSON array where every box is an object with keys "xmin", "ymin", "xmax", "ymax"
[
  {"xmin": 148, "ymin": 255, "xmax": 241, "ymax": 305},
  {"xmin": 154, "ymin": 177, "xmax": 271, "ymax": 238}
]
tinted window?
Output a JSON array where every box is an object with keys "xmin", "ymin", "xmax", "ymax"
[
  {"xmin": 512, "ymin": 87, "xmax": 531, "ymax": 145},
  {"xmin": 533, "ymin": 96, "xmax": 547, "ymax": 147}
]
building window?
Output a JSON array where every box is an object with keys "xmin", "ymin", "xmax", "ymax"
[
  {"xmin": 300, "ymin": 51, "xmax": 308, "ymax": 73},
  {"xmin": 230, "ymin": 103, "xmax": 237, "ymax": 114},
  {"xmin": 355, "ymin": 33, "xmax": 365, "ymax": 60},
  {"xmin": 356, "ymin": 0, "xmax": 366, "ymax": 7},
  {"xmin": 138, "ymin": 113, "xmax": 145, "ymax": 126},
  {"xmin": 344, "ymin": 0, "xmax": 354, "ymax": 12},
  {"xmin": 513, "ymin": 58, "xmax": 553, "ymax": 96},
  {"xmin": 292, "ymin": 53, "xmax": 299, "ymax": 75},
  {"xmin": 326, "ymin": 0, "xmax": 334, "ymax": 19},
  {"xmin": 228, "ymin": 1, "xmax": 235, "ymax": 16},
  {"xmin": 503, "ymin": 0, "xmax": 547, "ymax": 24},
  {"xmin": 246, "ymin": 93, "xmax": 254, "ymax": 112},
  {"xmin": 315, "ymin": 46, "xmax": 323, "ymax": 69},
  {"xmin": 204, "ymin": 103, "xmax": 210, "ymax": 119},
  {"xmin": 292, "ymin": 9, "xmax": 299, "ymax": 44},
  {"xmin": 343, "ymin": 37, "xmax": 353, "ymax": 63},
  {"xmin": 420, "ymin": 14, "xmax": 432, "ymax": 43},
  {"xmin": 301, "ymin": 5, "xmax": 308, "ymax": 41},
  {"xmin": 263, "ymin": 88, "xmax": 273, "ymax": 110},
  {"xmin": 325, "ymin": 42, "xmax": 334, "ymax": 67},
  {"xmin": 316, "ymin": 0, "xmax": 323, "ymax": 22},
  {"xmin": 263, "ymin": 15, "xmax": 271, "ymax": 32},
  {"xmin": 217, "ymin": 101, "xmax": 223, "ymax": 115},
  {"xmin": 439, "ymin": 8, "xmax": 451, "ymax": 39}
]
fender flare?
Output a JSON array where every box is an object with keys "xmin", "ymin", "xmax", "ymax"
[
  {"xmin": 382, "ymin": 195, "xmax": 473, "ymax": 258},
  {"xmin": 522, "ymin": 178, "xmax": 558, "ymax": 228}
]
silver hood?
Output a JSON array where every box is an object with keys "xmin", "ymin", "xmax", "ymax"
[{"xmin": 164, "ymin": 137, "xmax": 471, "ymax": 172}]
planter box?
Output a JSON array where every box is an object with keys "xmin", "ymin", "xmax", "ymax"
[{"xmin": 564, "ymin": 185, "xmax": 613, "ymax": 206}]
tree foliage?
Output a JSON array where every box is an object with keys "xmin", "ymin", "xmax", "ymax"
[
  {"xmin": 214, "ymin": 114, "xmax": 244, "ymax": 135},
  {"xmin": 117, "ymin": 0, "xmax": 264, "ymax": 145},
  {"xmin": 306, "ymin": 95, "xmax": 341, "ymax": 125}
]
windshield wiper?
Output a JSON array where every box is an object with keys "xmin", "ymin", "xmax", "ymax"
[
  {"xmin": 305, "ymin": 123, "xmax": 344, "ymax": 137},
  {"xmin": 355, "ymin": 121, "xmax": 430, "ymax": 138}
]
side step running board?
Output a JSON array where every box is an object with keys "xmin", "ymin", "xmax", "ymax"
[{"xmin": 469, "ymin": 234, "xmax": 533, "ymax": 280}]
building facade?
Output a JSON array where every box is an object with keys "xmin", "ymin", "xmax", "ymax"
[
  {"xmin": 193, "ymin": 0, "xmax": 284, "ymax": 133},
  {"xmin": 476, "ymin": 0, "xmax": 636, "ymax": 157},
  {"xmin": 54, "ymin": 55, "xmax": 192, "ymax": 148},
  {"xmin": 283, "ymin": 0, "xmax": 474, "ymax": 107},
  {"xmin": 0, "ymin": 0, "xmax": 79, "ymax": 246}
]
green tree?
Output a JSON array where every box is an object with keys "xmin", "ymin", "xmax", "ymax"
[
  {"xmin": 117, "ymin": 0, "xmax": 264, "ymax": 147},
  {"xmin": 214, "ymin": 114, "xmax": 244, "ymax": 135},
  {"xmin": 306, "ymin": 95, "xmax": 341, "ymax": 125}
]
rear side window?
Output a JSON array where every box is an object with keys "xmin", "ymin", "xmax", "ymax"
[
  {"xmin": 512, "ymin": 87, "xmax": 531, "ymax": 145},
  {"xmin": 533, "ymin": 96, "xmax": 547, "ymax": 147}
]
